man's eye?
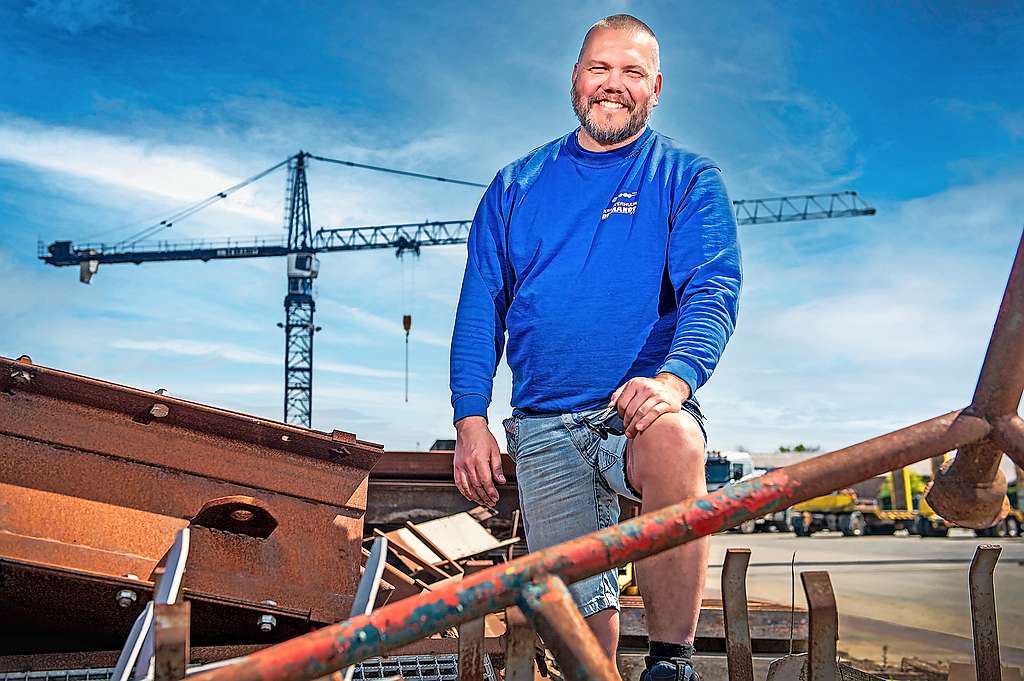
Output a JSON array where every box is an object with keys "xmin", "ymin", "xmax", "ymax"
[{"xmin": 590, "ymin": 66, "xmax": 607, "ymax": 72}]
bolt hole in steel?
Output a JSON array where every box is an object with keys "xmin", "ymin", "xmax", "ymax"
[{"xmin": 230, "ymin": 509, "xmax": 255, "ymax": 522}]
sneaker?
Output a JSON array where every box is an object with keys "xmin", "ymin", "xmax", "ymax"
[{"xmin": 638, "ymin": 657, "xmax": 700, "ymax": 681}]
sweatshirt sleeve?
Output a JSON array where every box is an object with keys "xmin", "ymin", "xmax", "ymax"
[
  {"xmin": 449, "ymin": 173, "xmax": 513, "ymax": 423},
  {"xmin": 657, "ymin": 165, "xmax": 742, "ymax": 397}
]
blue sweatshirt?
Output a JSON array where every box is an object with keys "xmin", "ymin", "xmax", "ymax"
[{"xmin": 450, "ymin": 127, "xmax": 741, "ymax": 423}]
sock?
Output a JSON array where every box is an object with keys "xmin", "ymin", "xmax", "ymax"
[{"xmin": 646, "ymin": 641, "xmax": 696, "ymax": 666}]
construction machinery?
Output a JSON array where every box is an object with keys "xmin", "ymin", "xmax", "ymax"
[
  {"xmin": 790, "ymin": 467, "xmax": 918, "ymax": 536},
  {"xmin": 705, "ymin": 453, "xmax": 791, "ymax": 533}
]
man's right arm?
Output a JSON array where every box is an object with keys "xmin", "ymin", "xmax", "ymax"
[
  {"xmin": 449, "ymin": 172, "xmax": 513, "ymax": 423},
  {"xmin": 450, "ymin": 172, "xmax": 513, "ymax": 506}
]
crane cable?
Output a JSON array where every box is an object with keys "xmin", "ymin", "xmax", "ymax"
[
  {"xmin": 104, "ymin": 153, "xmax": 483, "ymax": 248},
  {"xmin": 400, "ymin": 252, "xmax": 417, "ymax": 403},
  {"xmin": 113, "ymin": 156, "xmax": 294, "ymax": 247},
  {"xmin": 309, "ymin": 154, "xmax": 486, "ymax": 188}
]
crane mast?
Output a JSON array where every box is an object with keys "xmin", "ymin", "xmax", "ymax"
[
  {"xmin": 38, "ymin": 151, "xmax": 876, "ymax": 427},
  {"xmin": 281, "ymin": 153, "xmax": 318, "ymax": 426}
]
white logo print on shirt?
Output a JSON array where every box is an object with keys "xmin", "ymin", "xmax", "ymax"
[{"xmin": 602, "ymin": 191, "xmax": 638, "ymax": 220}]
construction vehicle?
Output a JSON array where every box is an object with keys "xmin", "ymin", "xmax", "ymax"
[
  {"xmin": 706, "ymin": 452, "xmax": 792, "ymax": 533},
  {"xmin": 790, "ymin": 467, "xmax": 917, "ymax": 536}
]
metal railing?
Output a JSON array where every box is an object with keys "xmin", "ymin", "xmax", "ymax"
[{"xmin": 189, "ymin": 229, "xmax": 1023, "ymax": 681}]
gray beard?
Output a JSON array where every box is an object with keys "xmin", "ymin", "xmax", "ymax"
[{"xmin": 571, "ymin": 88, "xmax": 653, "ymax": 146}]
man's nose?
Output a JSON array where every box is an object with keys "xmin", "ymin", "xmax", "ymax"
[{"xmin": 602, "ymin": 69, "xmax": 626, "ymax": 92}]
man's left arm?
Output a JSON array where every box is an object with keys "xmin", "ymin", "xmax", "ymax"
[{"xmin": 612, "ymin": 165, "xmax": 742, "ymax": 436}]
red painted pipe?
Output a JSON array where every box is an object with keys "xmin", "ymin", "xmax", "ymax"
[{"xmin": 188, "ymin": 409, "xmax": 988, "ymax": 681}]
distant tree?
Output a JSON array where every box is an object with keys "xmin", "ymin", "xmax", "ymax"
[{"xmin": 777, "ymin": 444, "xmax": 821, "ymax": 453}]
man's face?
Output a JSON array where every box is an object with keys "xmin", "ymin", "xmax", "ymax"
[{"xmin": 571, "ymin": 27, "xmax": 662, "ymax": 146}]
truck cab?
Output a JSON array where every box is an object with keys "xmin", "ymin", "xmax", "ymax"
[{"xmin": 705, "ymin": 451, "xmax": 756, "ymax": 492}]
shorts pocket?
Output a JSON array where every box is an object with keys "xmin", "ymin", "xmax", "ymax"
[
  {"xmin": 567, "ymin": 423, "xmax": 618, "ymax": 473},
  {"xmin": 502, "ymin": 415, "xmax": 522, "ymax": 461}
]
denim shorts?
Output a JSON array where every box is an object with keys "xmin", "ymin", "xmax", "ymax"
[{"xmin": 501, "ymin": 399, "xmax": 706, "ymax": 618}]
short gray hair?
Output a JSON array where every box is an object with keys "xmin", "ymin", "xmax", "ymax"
[{"xmin": 578, "ymin": 14, "xmax": 660, "ymax": 73}]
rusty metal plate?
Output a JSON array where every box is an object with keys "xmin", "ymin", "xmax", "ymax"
[{"xmin": 0, "ymin": 356, "xmax": 382, "ymax": 653}]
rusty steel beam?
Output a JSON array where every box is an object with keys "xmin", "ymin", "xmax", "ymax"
[
  {"xmin": 722, "ymin": 549, "xmax": 753, "ymax": 681},
  {"xmin": 0, "ymin": 355, "xmax": 383, "ymax": 650},
  {"xmin": 928, "ymin": 230, "xmax": 1024, "ymax": 527},
  {"xmin": 371, "ymin": 451, "xmax": 517, "ymax": 482},
  {"xmin": 186, "ymin": 408, "xmax": 989, "ymax": 681},
  {"xmin": 154, "ymin": 602, "xmax": 191, "ymax": 681},
  {"xmin": 971, "ymin": 233, "xmax": 1024, "ymax": 418},
  {"xmin": 517, "ymin": 576, "xmax": 618, "ymax": 681},
  {"xmin": 457, "ymin": 618, "xmax": 485, "ymax": 681},
  {"xmin": 801, "ymin": 572, "xmax": 838, "ymax": 681},
  {"xmin": 503, "ymin": 607, "xmax": 536, "ymax": 681},
  {"xmin": 993, "ymin": 415, "xmax": 1024, "ymax": 470},
  {"xmin": 968, "ymin": 545, "xmax": 1002, "ymax": 681}
]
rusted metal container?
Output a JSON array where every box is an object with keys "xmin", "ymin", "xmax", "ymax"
[{"xmin": 0, "ymin": 355, "xmax": 382, "ymax": 654}]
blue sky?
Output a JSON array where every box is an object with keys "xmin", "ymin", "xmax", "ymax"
[{"xmin": 1, "ymin": 1, "xmax": 1022, "ymax": 455}]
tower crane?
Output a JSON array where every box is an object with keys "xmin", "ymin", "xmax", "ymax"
[{"xmin": 39, "ymin": 150, "xmax": 876, "ymax": 427}]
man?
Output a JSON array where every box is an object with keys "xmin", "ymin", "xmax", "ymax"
[{"xmin": 449, "ymin": 14, "xmax": 741, "ymax": 681}]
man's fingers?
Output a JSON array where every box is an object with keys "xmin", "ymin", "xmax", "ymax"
[
  {"xmin": 613, "ymin": 380, "xmax": 639, "ymax": 415},
  {"xmin": 473, "ymin": 459, "xmax": 500, "ymax": 505},
  {"xmin": 621, "ymin": 390, "xmax": 644, "ymax": 425},
  {"xmin": 454, "ymin": 467, "xmax": 475, "ymax": 503},
  {"xmin": 624, "ymin": 395, "xmax": 661, "ymax": 436},
  {"xmin": 490, "ymin": 450, "xmax": 506, "ymax": 484},
  {"xmin": 633, "ymin": 402, "xmax": 671, "ymax": 436},
  {"xmin": 464, "ymin": 461, "xmax": 491, "ymax": 506}
]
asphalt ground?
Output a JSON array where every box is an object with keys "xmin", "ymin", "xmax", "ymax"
[{"xmin": 703, "ymin": 530, "xmax": 1024, "ymax": 666}]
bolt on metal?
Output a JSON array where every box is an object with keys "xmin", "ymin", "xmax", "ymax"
[
  {"xmin": 116, "ymin": 589, "xmax": 138, "ymax": 608},
  {"xmin": 258, "ymin": 614, "xmax": 277, "ymax": 633}
]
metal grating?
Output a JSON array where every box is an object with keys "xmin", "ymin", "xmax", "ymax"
[
  {"xmin": 2, "ymin": 670, "xmax": 115, "ymax": 681},
  {"xmin": 0, "ymin": 655, "xmax": 496, "ymax": 681},
  {"xmin": 352, "ymin": 654, "xmax": 496, "ymax": 681}
]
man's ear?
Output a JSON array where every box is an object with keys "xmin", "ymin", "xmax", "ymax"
[
  {"xmin": 652, "ymin": 72, "xmax": 663, "ymax": 107},
  {"xmin": 572, "ymin": 62, "xmax": 580, "ymax": 83}
]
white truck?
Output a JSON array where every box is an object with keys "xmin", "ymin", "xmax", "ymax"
[{"xmin": 705, "ymin": 451, "xmax": 792, "ymax": 533}]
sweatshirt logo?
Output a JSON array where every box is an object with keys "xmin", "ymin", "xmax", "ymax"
[{"xmin": 602, "ymin": 191, "xmax": 638, "ymax": 220}]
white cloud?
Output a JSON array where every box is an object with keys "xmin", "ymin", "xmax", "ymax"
[
  {"xmin": 0, "ymin": 116, "xmax": 280, "ymax": 231},
  {"xmin": 112, "ymin": 338, "xmax": 405, "ymax": 379},
  {"xmin": 23, "ymin": 0, "xmax": 135, "ymax": 34},
  {"xmin": 318, "ymin": 300, "xmax": 452, "ymax": 348}
]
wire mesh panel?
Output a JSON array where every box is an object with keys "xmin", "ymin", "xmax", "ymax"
[
  {"xmin": 1, "ymin": 669, "xmax": 115, "ymax": 681},
  {"xmin": 0, "ymin": 655, "xmax": 496, "ymax": 681},
  {"xmin": 351, "ymin": 654, "xmax": 496, "ymax": 681}
]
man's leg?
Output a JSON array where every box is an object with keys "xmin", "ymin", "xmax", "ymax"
[
  {"xmin": 627, "ymin": 412, "xmax": 708, "ymax": 648},
  {"xmin": 511, "ymin": 412, "xmax": 625, "ymax": 664},
  {"xmin": 586, "ymin": 608, "xmax": 620, "ymax": 655}
]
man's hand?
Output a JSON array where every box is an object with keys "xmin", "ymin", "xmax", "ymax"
[
  {"xmin": 453, "ymin": 416, "xmax": 506, "ymax": 507},
  {"xmin": 610, "ymin": 373, "xmax": 692, "ymax": 438}
]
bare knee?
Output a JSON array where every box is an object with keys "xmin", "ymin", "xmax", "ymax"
[{"xmin": 628, "ymin": 412, "xmax": 705, "ymax": 497}]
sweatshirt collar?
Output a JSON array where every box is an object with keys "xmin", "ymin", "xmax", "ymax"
[{"xmin": 564, "ymin": 126, "xmax": 654, "ymax": 167}]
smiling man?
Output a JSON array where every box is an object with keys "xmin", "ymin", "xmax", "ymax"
[{"xmin": 450, "ymin": 14, "xmax": 741, "ymax": 681}]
